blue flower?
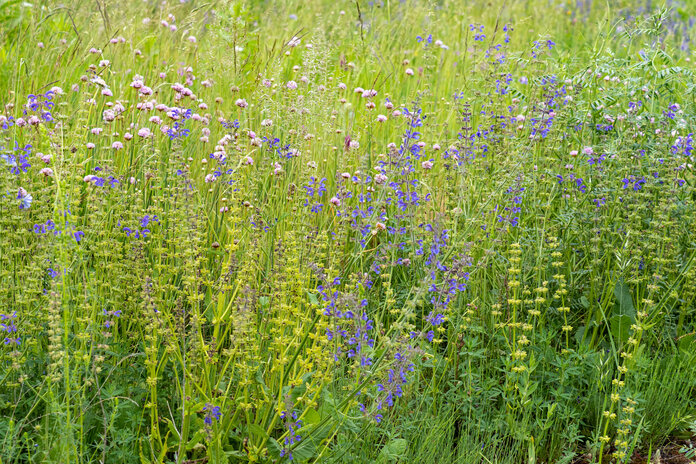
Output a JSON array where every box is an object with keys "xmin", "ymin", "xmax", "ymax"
[
  {"xmin": 203, "ymin": 403, "xmax": 222, "ymax": 425},
  {"xmin": 17, "ymin": 188, "xmax": 32, "ymax": 209}
]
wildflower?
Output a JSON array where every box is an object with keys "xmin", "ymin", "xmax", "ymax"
[
  {"xmin": 17, "ymin": 188, "xmax": 32, "ymax": 209},
  {"xmin": 39, "ymin": 168, "xmax": 53, "ymax": 177},
  {"xmin": 112, "ymin": 141, "xmax": 123, "ymax": 150},
  {"xmin": 235, "ymin": 98, "xmax": 248, "ymax": 108},
  {"xmin": 203, "ymin": 404, "xmax": 222, "ymax": 425},
  {"xmin": 286, "ymin": 81, "xmax": 298, "ymax": 90},
  {"xmin": 376, "ymin": 114, "xmax": 387, "ymax": 122}
]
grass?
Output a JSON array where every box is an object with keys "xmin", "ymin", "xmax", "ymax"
[{"xmin": 0, "ymin": 0, "xmax": 695, "ymax": 463}]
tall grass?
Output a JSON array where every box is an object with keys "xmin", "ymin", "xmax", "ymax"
[{"xmin": 0, "ymin": 0, "xmax": 695, "ymax": 463}]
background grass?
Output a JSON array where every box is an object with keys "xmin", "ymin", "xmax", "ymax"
[{"xmin": 0, "ymin": 0, "xmax": 695, "ymax": 463}]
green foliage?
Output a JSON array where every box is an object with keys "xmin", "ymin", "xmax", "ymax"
[{"xmin": 0, "ymin": 0, "xmax": 695, "ymax": 463}]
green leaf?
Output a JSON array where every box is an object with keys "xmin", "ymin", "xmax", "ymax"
[
  {"xmin": 303, "ymin": 408, "xmax": 321, "ymax": 426},
  {"xmin": 379, "ymin": 438, "xmax": 408, "ymax": 461},
  {"xmin": 613, "ymin": 280, "xmax": 635, "ymax": 317},
  {"xmin": 609, "ymin": 314, "xmax": 632, "ymax": 345},
  {"xmin": 248, "ymin": 424, "xmax": 268, "ymax": 440}
]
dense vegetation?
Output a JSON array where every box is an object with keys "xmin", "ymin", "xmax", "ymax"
[{"xmin": 0, "ymin": 0, "xmax": 695, "ymax": 463}]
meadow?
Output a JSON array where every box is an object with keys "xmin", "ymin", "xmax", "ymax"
[{"xmin": 0, "ymin": 0, "xmax": 695, "ymax": 463}]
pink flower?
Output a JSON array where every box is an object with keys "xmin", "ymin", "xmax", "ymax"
[
  {"xmin": 376, "ymin": 114, "xmax": 387, "ymax": 122},
  {"xmin": 86, "ymin": 142, "xmax": 96, "ymax": 149},
  {"xmin": 235, "ymin": 98, "xmax": 248, "ymax": 108},
  {"xmin": 286, "ymin": 81, "xmax": 298, "ymax": 90},
  {"xmin": 421, "ymin": 161, "xmax": 433, "ymax": 170},
  {"xmin": 124, "ymin": 132, "xmax": 133, "ymax": 140},
  {"xmin": 112, "ymin": 141, "xmax": 123, "ymax": 150},
  {"xmin": 40, "ymin": 168, "xmax": 53, "ymax": 177},
  {"xmin": 330, "ymin": 196, "xmax": 341, "ymax": 207},
  {"xmin": 405, "ymin": 68, "xmax": 414, "ymax": 76},
  {"xmin": 91, "ymin": 127, "xmax": 103, "ymax": 135}
]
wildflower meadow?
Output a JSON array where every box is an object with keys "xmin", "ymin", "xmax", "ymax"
[{"xmin": 0, "ymin": 0, "xmax": 695, "ymax": 463}]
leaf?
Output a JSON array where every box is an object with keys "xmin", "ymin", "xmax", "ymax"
[
  {"xmin": 613, "ymin": 280, "xmax": 635, "ymax": 317},
  {"xmin": 379, "ymin": 438, "xmax": 408, "ymax": 461},
  {"xmin": 307, "ymin": 291, "xmax": 319, "ymax": 305},
  {"xmin": 302, "ymin": 408, "xmax": 321, "ymax": 426},
  {"xmin": 609, "ymin": 314, "xmax": 632, "ymax": 345},
  {"xmin": 248, "ymin": 424, "xmax": 268, "ymax": 440}
]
